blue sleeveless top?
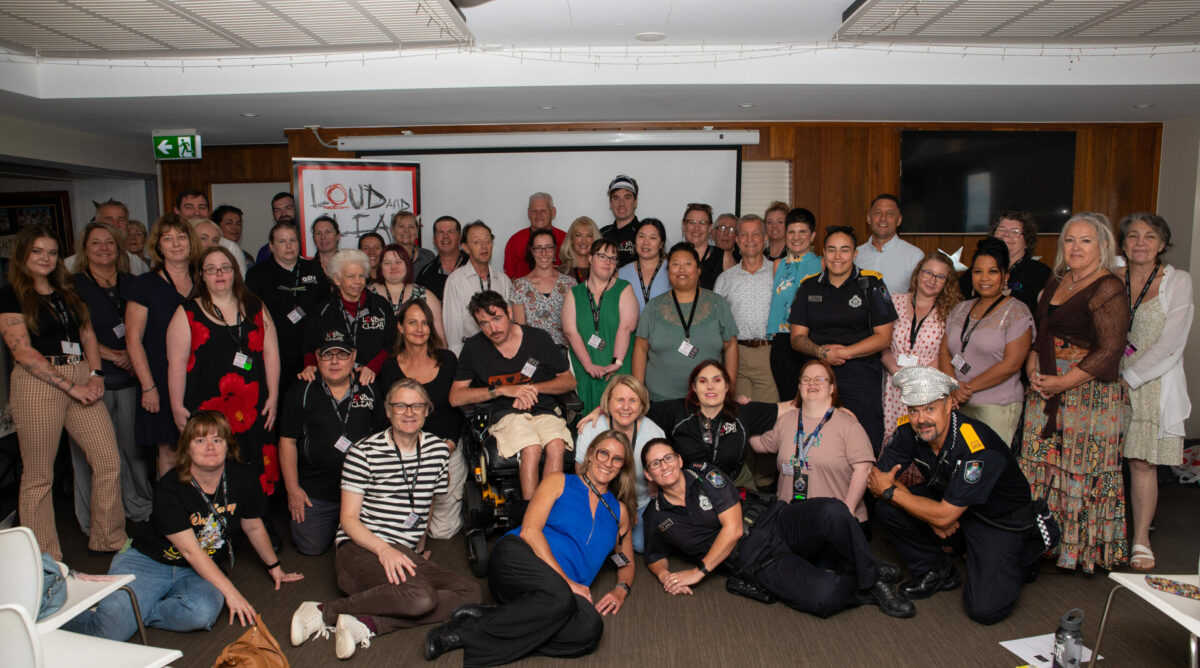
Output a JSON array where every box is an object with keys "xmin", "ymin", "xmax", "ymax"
[{"xmin": 511, "ymin": 474, "xmax": 619, "ymax": 585}]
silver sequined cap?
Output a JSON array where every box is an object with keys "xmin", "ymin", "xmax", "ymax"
[{"xmin": 891, "ymin": 366, "xmax": 959, "ymax": 407}]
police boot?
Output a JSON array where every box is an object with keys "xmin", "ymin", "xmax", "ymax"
[
  {"xmin": 857, "ymin": 578, "xmax": 916, "ymax": 618},
  {"xmin": 899, "ymin": 561, "xmax": 961, "ymax": 600}
]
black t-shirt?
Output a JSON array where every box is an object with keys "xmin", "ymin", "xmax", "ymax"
[
  {"xmin": 600, "ymin": 216, "xmax": 640, "ymax": 267},
  {"xmin": 698, "ymin": 245, "xmax": 726, "ymax": 291},
  {"xmin": 415, "ymin": 251, "xmax": 468, "ymax": 302},
  {"xmin": 375, "ymin": 349, "xmax": 464, "ymax": 443},
  {"xmin": 0, "ymin": 284, "xmax": 84, "ymax": 357},
  {"xmin": 132, "ymin": 462, "xmax": 266, "ymax": 567},
  {"xmin": 959, "ymin": 256, "xmax": 1052, "ymax": 315},
  {"xmin": 642, "ymin": 461, "xmax": 739, "ymax": 566},
  {"xmin": 876, "ymin": 412, "xmax": 1032, "ymax": 519},
  {"xmin": 74, "ymin": 272, "xmax": 134, "ymax": 389},
  {"xmin": 245, "ymin": 257, "xmax": 330, "ymax": 357},
  {"xmin": 304, "ymin": 292, "xmax": 396, "ymax": 365},
  {"xmin": 455, "ymin": 325, "xmax": 569, "ymax": 421},
  {"xmin": 788, "ymin": 266, "xmax": 897, "ymax": 375},
  {"xmin": 280, "ymin": 379, "xmax": 382, "ymax": 502},
  {"xmin": 647, "ymin": 398, "xmax": 779, "ymax": 480}
]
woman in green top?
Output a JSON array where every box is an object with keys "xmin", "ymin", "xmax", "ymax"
[
  {"xmin": 562, "ymin": 238, "xmax": 639, "ymax": 414},
  {"xmin": 633, "ymin": 242, "xmax": 739, "ymax": 402}
]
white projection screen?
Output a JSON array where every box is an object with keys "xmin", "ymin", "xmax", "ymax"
[{"xmin": 368, "ymin": 148, "xmax": 742, "ymax": 251}]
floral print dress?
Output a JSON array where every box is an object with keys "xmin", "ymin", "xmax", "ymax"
[{"xmin": 182, "ymin": 300, "xmax": 279, "ymax": 495}]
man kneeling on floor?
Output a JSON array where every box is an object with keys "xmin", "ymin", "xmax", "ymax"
[
  {"xmin": 291, "ymin": 378, "xmax": 483, "ymax": 659},
  {"xmin": 868, "ymin": 366, "xmax": 1055, "ymax": 625},
  {"xmin": 449, "ymin": 289, "xmax": 577, "ymax": 500},
  {"xmin": 640, "ymin": 438, "xmax": 913, "ymax": 618}
]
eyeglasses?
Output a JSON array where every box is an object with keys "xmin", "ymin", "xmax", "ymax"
[
  {"xmin": 594, "ymin": 252, "xmax": 618, "ymax": 263},
  {"xmin": 388, "ymin": 402, "xmax": 428, "ymax": 415},
  {"xmin": 531, "ymin": 245, "xmax": 556, "ymax": 254},
  {"xmin": 920, "ymin": 269, "xmax": 949, "ymax": 284},
  {"xmin": 593, "ymin": 449, "xmax": 626, "ymax": 467},
  {"xmin": 799, "ymin": 376, "xmax": 830, "ymax": 385},
  {"xmin": 203, "ymin": 265, "xmax": 234, "ymax": 276},
  {"xmin": 993, "ymin": 227, "xmax": 1024, "ymax": 239},
  {"xmin": 646, "ymin": 453, "xmax": 679, "ymax": 470},
  {"xmin": 715, "ymin": 225, "xmax": 736, "ymax": 233},
  {"xmin": 319, "ymin": 350, "xmax": 352, "ymax": 361}
]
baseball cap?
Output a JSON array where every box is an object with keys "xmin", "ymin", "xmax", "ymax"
[
  {"xmin": 607, "ymin": 175, "xmax": 638, "ymax": 197},
  {"xmin": 318, "ymin": 328, "xmax": 353, "ymax": 354}
]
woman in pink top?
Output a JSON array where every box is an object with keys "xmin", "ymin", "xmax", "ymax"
[{"xmin": 753, "ymin": 358, "xmax": 875, "ymax": 526}]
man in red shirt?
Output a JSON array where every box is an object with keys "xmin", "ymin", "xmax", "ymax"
[{"xmin": 503, "ymin": 192, "xmax": 566, "ymax": 279}]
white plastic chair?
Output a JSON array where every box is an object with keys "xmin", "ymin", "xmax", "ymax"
[
  {"xmin": 0, "ymin": 602, "xmax": 182, "ymax": 668},
  {"xmin": 0, "ymin": 526, "xmax": 149, "ymax": 643}
]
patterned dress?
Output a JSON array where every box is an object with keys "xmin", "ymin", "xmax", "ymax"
[
  {"xmin": 1122, "ymin": 297, "xmax": 1183, "ymax": 464},
  {"xmin": 1019, "ymin": 275, "xmax": 1130, "ymax": 572},
  {"xmin": 511, "ymin": 272, "xmax": 576, "ymax": 347},
  {"xmin": 182, "ymin": 300, "xmax": 279, "ymax": 495},
  {"xmin": 882, "ymin": 293, "xmax": 947, "ymax": 444}
]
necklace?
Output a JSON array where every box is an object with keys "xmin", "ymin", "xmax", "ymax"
[{"xmin": 1067, "ymin": 265, "xmax": 1101, "ymax": 291}]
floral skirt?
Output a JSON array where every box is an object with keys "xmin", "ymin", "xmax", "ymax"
[{"xmin": 1019, "ymin": 350, "xmax": 1127, "ymax": 572}]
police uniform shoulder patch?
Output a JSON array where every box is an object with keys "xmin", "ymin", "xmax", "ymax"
[
  {"xmin": 897, "ymin": 414, "xmax": 910, "ymax": 427},
  {"xmin": 860, "ymin": 269, "xmax": 884, "ymax": 280},
  {"xmin": 800, "ymin": 272, "xmax": 821, "ymax": 284},
  {"xmin": 963, "ymin": 460, "xmax": 983, "ymax": 484},
  {"xmin": 960, "ymin": 423, "xmax": 985, "ymax": 453},
  {"xmin": 706, "ymin": 469, "xmax": 727, "ymax": 488}
]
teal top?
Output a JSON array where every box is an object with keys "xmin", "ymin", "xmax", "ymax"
[
  {"xmin": 767, "ymin": 252, "xmax": 822, "ymax": 335},
  {"xmin": 636, "ymin": 289, "xmax": 738, "ymax": 402}
]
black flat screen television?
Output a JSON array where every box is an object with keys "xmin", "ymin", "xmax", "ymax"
[{"xmin": 899, "ymin": 130, "xmax": 1075, "ymax": 235}]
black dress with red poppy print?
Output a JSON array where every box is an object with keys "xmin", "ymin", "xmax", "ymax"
[{"xmin": 181, "ymin": 299, "xmax": 280, "ymax": 495}]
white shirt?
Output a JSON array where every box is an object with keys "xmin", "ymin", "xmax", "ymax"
[
  {"xmin": 856, "ymin": 235, "xmax": 925, "ymax": 294},
  {"xmin": 713, "ymin": 260, "xmax": 774, "ymax": 340},
  {"xmin": 442, "ymin": 261, "xmax": 513, "ymax": 355},
  {"xmin": 1121, "ymin": 265, "xmax": 1193, "ymax": 438},
  {"xmin": 66, "ymin": 251, "xmax": 149, "ymax": 275}
]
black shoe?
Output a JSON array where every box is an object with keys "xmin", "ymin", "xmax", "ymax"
[
  {"xmin": 857, "ymin": 580, "xmax": 916, "ymax": 618},
  {"xmin": 899, "ymin": 563, "xmax": 961, "ymax": 600},
  {"xmin": 449, "ymin": 603, "xmax": 492, "ymax": 624},
  {"xmin": 875, "ymin": 561, "xmax": 903, "ymax": 585},
  {"xmin": 725, "ymin": 576, "xmax": 777, "ymax": 604},
  {"xmin": 425, "ymin": 623, "xmax": 463, "ymax": 661}
]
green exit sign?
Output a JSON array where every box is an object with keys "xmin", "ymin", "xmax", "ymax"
[{"xmin": 152, "ymin": 133, "xmax": 202, "ymax": 160}]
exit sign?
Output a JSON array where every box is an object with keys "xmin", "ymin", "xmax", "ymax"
[{"xmin": 152, "ymin": 133, "xmax": 202, "ymax": 160}]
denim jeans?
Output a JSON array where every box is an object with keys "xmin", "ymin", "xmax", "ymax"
[{"xmin": 62, "ymin": 547, "xmax": 225, "ymax": 641}]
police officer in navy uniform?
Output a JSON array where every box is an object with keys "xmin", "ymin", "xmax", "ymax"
[
  {"xmin": 641, "ymin": 438, "xmax": 913, "ymax": 618},
  {"xmin": 789, "ymin": 225, "xmax": 896, "ymax": 454},
  {"xmin": 868, "ymin": 366, "xmax": 1053, "ymax": 625}
]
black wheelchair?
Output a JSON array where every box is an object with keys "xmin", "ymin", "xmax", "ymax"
[{"xmin": 459, "ymin": 391, "xmax": 583, "ymax": 577}]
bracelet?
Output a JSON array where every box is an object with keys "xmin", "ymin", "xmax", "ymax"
[
  {"xmin": 142, "ymin": 384, "xmax": 156, "ymax": 393},
  {"xmin": 264, "ymin": 560, "xmax": 280, "ymax": 571},
  {"xmin": 615, "ymin": 582, "xmax": 630, "ymax": 594},
  {"xmin": 818, "ymin": 346, "xmax": 827, "ymax": 360}
]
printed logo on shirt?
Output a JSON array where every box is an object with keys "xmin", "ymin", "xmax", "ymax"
[
  {"xmin": 301, "ymin": 274, "xmax": 318, "ymax": 284},
  {"xmin": 360, "ymin": 315, "xmax": 386, "ymax": 330},
  {"xmin": 706, "ymin": 470, "xmax": 727, "ymax": 488},
  {"xmin": 350, "ymin": 393, "xmax": 374, "ymax": 410},
  {"xmin": 487, "ymin": 372, "xmax": 532, "ymax": 389},
  {"xmin": 718, "ymin": 422, "xmax": 736, "ymax": 437}
]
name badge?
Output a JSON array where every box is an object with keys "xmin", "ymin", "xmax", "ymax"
[
  {"xmin": 587, "ymin": 333, "xmax": 606, "ymax": 351},
  {"xmin": 334, "ymin": 436, "xmax": 352, "ymax": 453},
  {"xmin": 792, "ymin": 467, "xmax": 809, "ymax": 501},
  {"xmin": 951, "ymin": 353, "xmax": 971, "ymax": 375},
  {"xmin": 896, "ymin": 353, "xmax": 918, "ymax": 367},
  {"xmin": 112, "ymin": 323, "xmax": 126, "ymax": 339},
  {"xmin": 61, "ymin": 341, "xmax": 82, "ymax": 356},
  {"xmin": 233, "ymin": 351, "xmax": 252, "ymax": 371},
  {"xmin": 400, "ymin": 512, "xmax": 420, "ymax": 529},
  {"xmin": 610, "ymin": 552, "xmax": 631, "ymax": 567},
  {"xmin": 1124, "ymin": 342, "xmax": 1138, "ymax": 357},
  {"xmin": 287, "ymin": 307, "xmax": 305, "ymax": 324},
  {"xmin": 678, "ymin": 340, "xmax": 697, "ymax": 358},
  {"xmin": 521, "ymin": 358, "xmax": 539, "ymax": 378},
  {"xmin": 807, "ymin": 295, "xmax": 823, "ymax": 303}
]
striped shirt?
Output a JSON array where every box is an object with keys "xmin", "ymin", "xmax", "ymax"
[{"xmin": 337, "ymin": 429, "xmax": 450, "ymax": 549}]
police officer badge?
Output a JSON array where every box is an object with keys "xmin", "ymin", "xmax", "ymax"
[
  {"xmin": 964, "ymin": 460, "xmax": 983, "ymax": 484},
  {"xmin": 698, "ymin": 493, "xmax": 713, "ymax": 511},
  {"xmin": 848, "ymin": 294, "xmax": 863, "ymax": 308}
]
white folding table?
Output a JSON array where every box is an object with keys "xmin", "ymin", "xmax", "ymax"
[{"xmin": 1090, "ymin": 572, "xmax": 1200, "ymax": 668}]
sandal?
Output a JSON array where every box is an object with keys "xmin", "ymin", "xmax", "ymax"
[{"xmin": 1130, "ymin": 543, "xmax": 1156, "ymax": 571}]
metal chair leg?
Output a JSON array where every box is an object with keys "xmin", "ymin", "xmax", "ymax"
[
  {"xmin": 118, "ymin": 585, "xmax": 148, "ymax": 645},
  {"xmin": 1088, "ymin": 583, "xmax": 1127, "ymax": 668},
  {"xmin": 1190, "ymin": 633, "xmax": 1197, "ymax": 668}
]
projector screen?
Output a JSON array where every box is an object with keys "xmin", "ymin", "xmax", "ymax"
[{"xmin": 363, "ymin": 148, "xmax": 742, "ymax": 254}]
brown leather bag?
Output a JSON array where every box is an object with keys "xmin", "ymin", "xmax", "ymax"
[{"xmin": 212, "ymin": 615, "xmax": 289, "ymax": 668}]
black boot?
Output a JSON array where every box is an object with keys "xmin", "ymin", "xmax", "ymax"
[
  {"xmin": 857, "ymin": 579, "xmax": 916, "ymax": 618},
  {"xmin": 425, "ymin": 622, "xmax": 464, "ymax": 661},
  {"xmin": 899, "ymin": 561, "xmax": 961, "ymax": 600}
]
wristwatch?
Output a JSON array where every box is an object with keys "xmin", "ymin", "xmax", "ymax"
[
  {"xmin": 882, "ymin": 484, "xmax": 898, "ymax": 501},
  {"xmin": 615, "ymin": 582, "xmax": 631, "ymax": 594},
  {"xmin": 89, "ymin": 369, "xmax": 105, "ymax": 378},
  {"xmin": 698, "ymin": 562, "xmax": 710, "ymax": 576}
]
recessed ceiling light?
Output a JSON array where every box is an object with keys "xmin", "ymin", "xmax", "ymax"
[
  {"xmin": 539, "ymin": 105, "xmax": 555, "ymax": 110},
  {"xmin": 737, "ymin": 103, "xmax": 756, "ymax": 109},
  {"xmin": 1133, "ymin": 103, "xmax": 1154, "ymax": 109},
  {"xmin": 240, "ymin": 112, "xmax": 258, "ymax": 117},
  {"xmin": 635, "ymin": 31, "xmax": 666, "ymax": 42}
]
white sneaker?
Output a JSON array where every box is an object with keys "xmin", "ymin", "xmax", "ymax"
[
  {"xmin": 335, "ymin": 614, "xmax": 375, "ymax": 660},
  {"xmin": 290, "ymin": 601, "xmax": 332, "ymax": 646}
]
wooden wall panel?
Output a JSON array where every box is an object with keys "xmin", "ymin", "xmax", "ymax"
[{"xmin": 159, "ymin": 144, "xmax": 291, "ymax": 216}]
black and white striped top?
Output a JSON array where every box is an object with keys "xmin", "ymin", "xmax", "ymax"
[{"xmin": 337, "ymin": 429, "xmax": 450, "ymax": 549}]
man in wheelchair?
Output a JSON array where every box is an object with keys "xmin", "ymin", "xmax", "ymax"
[{"xmin": 450, "ymin": 290, "xmax": 577, "ymax": 501}]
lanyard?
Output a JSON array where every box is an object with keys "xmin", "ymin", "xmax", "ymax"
[
  {"xmin": 46, "ymin": 292, "xmax": 76, "ymax": 343},
  {"xmin": 671, "ymin": 290, "xmax": 699, "ymax": 341},
  {"xmin": 339, "ymin": 294, "xmax": 367, "ymax": 344},
  {"xmin": 161, "ymin": 268, "xmax": 191, "ymax": 299},
  {"xmin": 321, "ymin": 380, "xmax": 356, "ymax": 433},
  {"xmin": 581, "ymin": 473, "xmax": 626, "ymax": 546},
  {"xmin": 1125, "ymin": 262, "xmax": 1159, "ymax": 331},
  {"xmin": 585, "ymin": 276, "xmax": 613, "ymax": 333},
  {"xmin": 392, "ymin": 430, "xmax": 422, "ymax": 508},
  {"xmin": 476, "ymin": 270, "xmax": 491, "ymax": 293},
  {"xmin": 792, "ymin": 407, "xmax": 835, "ymax": 468},
  {"xmin": 908, "ymin": 296, "xmax": 932, "ymax": 351},
  {"xmin": 635, "ymin": 258, "xmax": 663, "ymax": 303},
  {"xmin": 959, "ymin": 297, "xmax": 1005, "ymax": 353},
  {"xmin": 87, "ymin": 271, "xmax": 125, "ymax": 315},
  {"xmin": 208, "ymin": 301, "xmax": 245, "ymax": 351},
  {"xmin": 191, "ymin": 471, "xmax": 234, "ymax": 567},
  {"xmin": 382, "ymin": 282, "xmax": 404, "ymax": 317}
]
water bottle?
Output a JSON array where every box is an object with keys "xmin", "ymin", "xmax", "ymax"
[{"xmin": 1052, "ymin": 608, "xmax": 1085, "ymax": 668}]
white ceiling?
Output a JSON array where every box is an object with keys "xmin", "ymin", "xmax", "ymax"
[{"xmin": 0, "ymin": 0, "xmax": 1197, "ymax": 149}]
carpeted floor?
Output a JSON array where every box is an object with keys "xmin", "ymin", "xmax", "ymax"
[{"xmin": 53, "ymin": 482, "xmax": 1200, "ymax": 667}]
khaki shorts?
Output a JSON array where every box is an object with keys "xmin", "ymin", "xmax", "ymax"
[{"xmin": 489, "ymin": 413, "xmax": 574, "ymax": 459}]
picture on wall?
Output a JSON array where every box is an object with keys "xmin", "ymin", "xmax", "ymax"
[
  {"xmin": 0, "ymin": 190, "xmax": 75, "ymax": 250},
  {"xmin": 292, "ymin": 159, "xmax": 420, "ymax": 257}
]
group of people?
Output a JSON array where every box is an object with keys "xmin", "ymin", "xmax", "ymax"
[{"xmin": 0, "ymin": 175, "xmax": 1191, "ymax": 666}]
